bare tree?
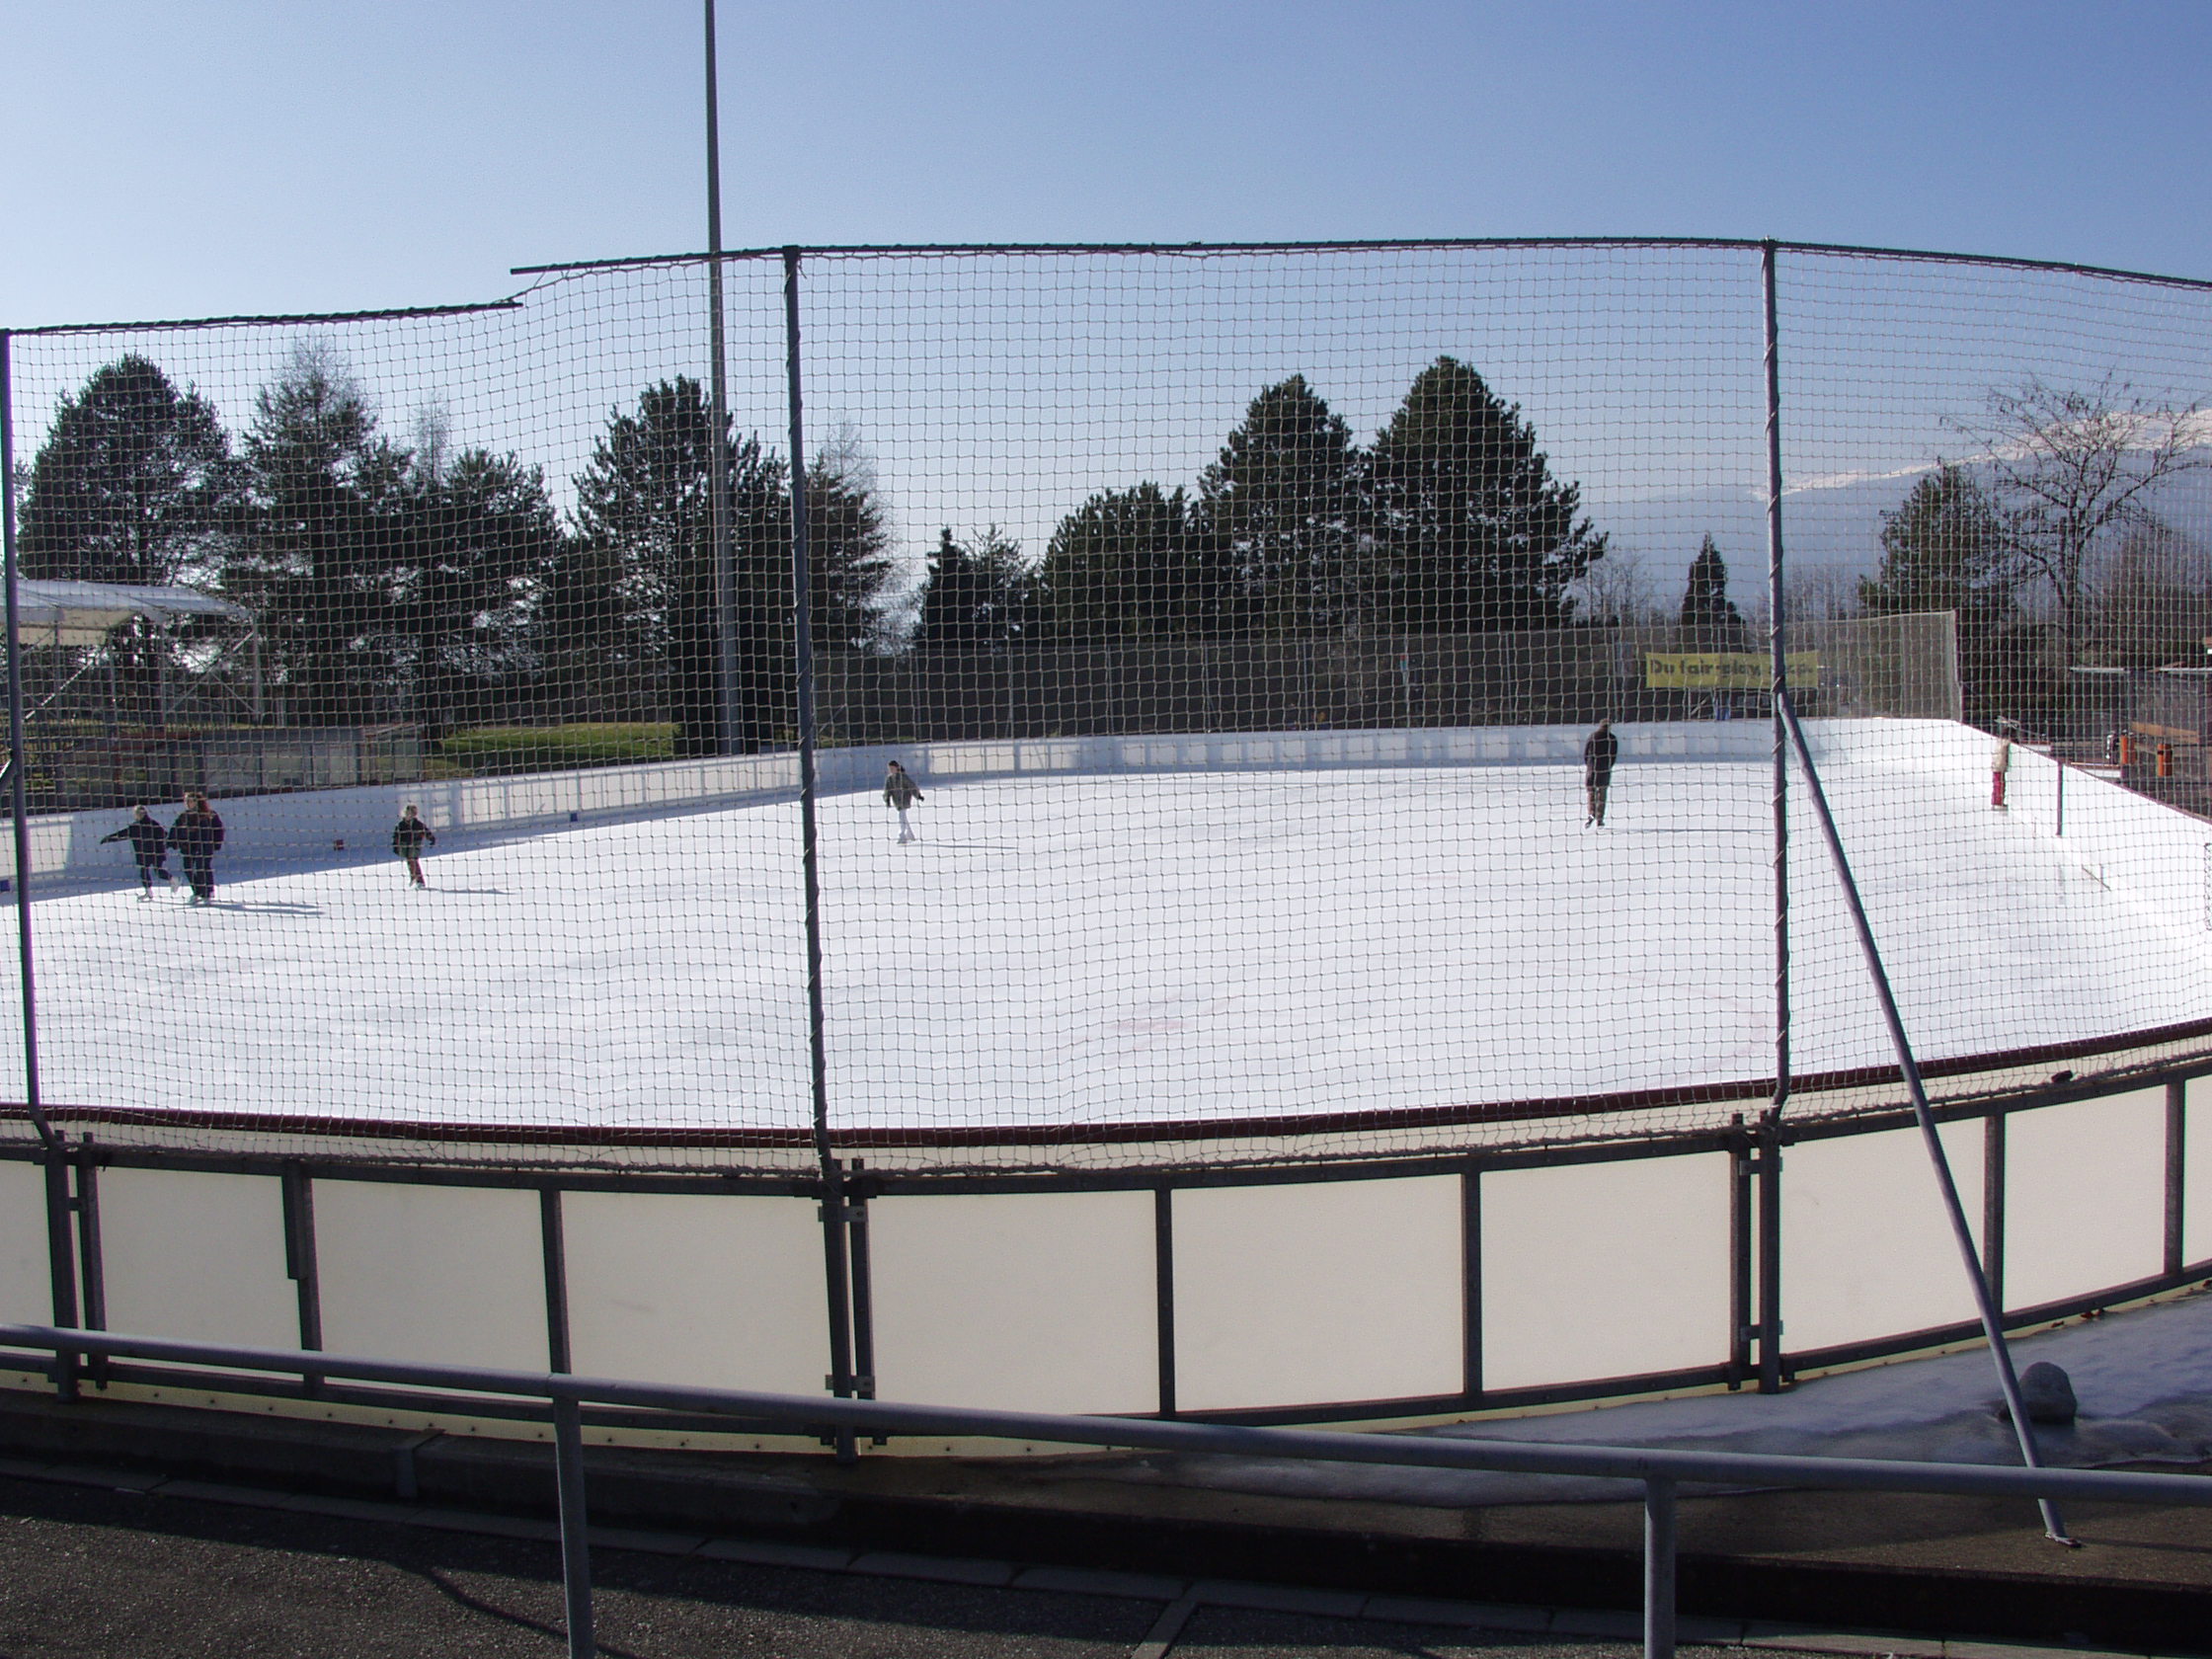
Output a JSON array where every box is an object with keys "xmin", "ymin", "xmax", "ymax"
[
  {"xmin": 1946, "ymin": 375, "xmax": 2208, "ymax": 646},
  {"xmin": 1778, "ymin": 562, "xmax": 1860, "ymax": 623},
  {"xmin": 1573, "ymin": 545, "xmax": 1662, "ymax": 625},
  {"xmin": 2089, "ymin": 522, "xmax": 2212, "ymax": 668}
]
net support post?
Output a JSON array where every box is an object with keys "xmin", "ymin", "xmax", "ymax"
[
  {"xmin": 1982, "ymin": 1113, "xmax": 2008, "ymax": 1313},
  {"xmin": 783, "ymin": 244, "xmax": 859, "ymax": 1457},
  {"xmin": 845, "ymin": 1164, "xmax": 878, "ymax": 1408},
  {"xmin": 40, "ymin": 1155, "xmax": 79, "ymax": 1399},
  {"xmin": 3, "ymin": 331, "xmax": 70, "ymax": 1389},
  {"xmin": 1643, "ymin": 1475, "xmax": 1678, "ymax": 1659},
  {"xmin": 1759, "ymin": 240, "xmax": 1792, "ymax": 1401},
  {"xmin": 1727, "ymin": 1119, "xmax": 1752, "ymax": 1386},
  {"xmin": 540, "ymin": 1188, "xmax": 572, "ymax": 1376},
  {"xmin": 1460, "ymin": 1167, "xmax": 1483, "ymax": 1402},
  {"xmin": 0, "ymin": 330, "xmax": 59, "ymax": 1163},
  {"xmin": 1153, "ymin": 1186, "xmax": 1177, "ymax": 1417},
  {"xmin": 1755, "ymin": 1119, "xmax": 1784, "ymax": 1394},
  {"xmin": 280, "ymin": 1165, "xmax": 323, "ymax": 1395},
  {"xmin": 72, "ymin": 1146, "xmax": 106, "ymax": 1388},
  {"xmin": 552, "ymin": 1391, "xmax": 596, "ymax": 1659},
  {"xmin": 2166, "ymin": 1080, "xmax": 2186, "ymax": 1280}
]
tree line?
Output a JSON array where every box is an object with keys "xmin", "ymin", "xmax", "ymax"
[
  {"xmin": 16, "ymin": 349, "xmax": 1613, "ymax": 751},
  {"xmin": 16, "ymin": 347, "xmax": 896, "ymax": 754},
  {"xmin": 926, "ymin": 358, "xmax": 1610, "ymax": 653},
  {"xmin": 26, "ymin": 344, "xmax": 2190, "ymax": 751}
]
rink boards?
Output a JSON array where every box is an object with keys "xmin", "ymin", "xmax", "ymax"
[{"xmin": 1, "ymin": 717, "xmax": 2209, "ymax": 1433}]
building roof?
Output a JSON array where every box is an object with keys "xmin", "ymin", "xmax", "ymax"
[{"xmin": 15, "ymin": 581, "xmax": 251, "ymax": 649}]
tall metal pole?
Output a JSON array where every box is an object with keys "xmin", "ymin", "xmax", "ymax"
[
  {"xmin": 783, "ymin": 250, "xmax": 857, "ymax": 1430},
  {"xmin": 1776, "ymin": 693, "xmax": 2072, "ymax": 1544},
  {"xmin": 0, "ymin": 332, "xmax": 77, "ymax": 1386},
  {"xmin": 0, "ymin": 334, "xmax": 52, "ymax": 1156},
  {"xmin": 1758, "ymin": 243, "xmax": 1789, "ymax": 1394},
  {"xmin": 704, "ymin": 0, "xmax": 740, "ymax": 754}
]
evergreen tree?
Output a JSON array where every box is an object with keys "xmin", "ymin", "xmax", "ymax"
[
  {"xmin": 397, "ymin": 449, "xmax": 567, "ymax": 741},
  {"xmin": 1195, "ymin": 375, "xmax": 1364, "ymax": 638},
  {"xmin": 223, "ymin": 348, "xmax": 404, "ymax": 725},
  {"xmin": 1035, "ymin": 482, "xmax": 1220, "ymax": 641},
  {"xmin": 1861, "ymin": 465, "xmax": 2032, "ymax": 726},
  {"xmin": 20, "ymin": 355, "xmax": 240, "ymax": 585},
  {"xmin": 1366, "ymin": 356, "xmax": 1606, "ymax": 633},
  {"xmin": 1859, "ymin": 465, "xmax": 2014, "ymax": 630},
  {"xmin": 572, "ymin": 377, "xmax": 756, "ymax": 754},
  {"xmin": 912, "ymin": 527, "xmax": 1033, "ymax": 652},
  {"xmin": 568, "ymin": 378, "xmax": 892, "ymax": 753},
  {"xmin": 799, "ymin": 439, "xmax": 898, "ymax": 656},
  {"xmin": 1679, "ymin": 535, "xmax": 1746, "ymax": 640}
]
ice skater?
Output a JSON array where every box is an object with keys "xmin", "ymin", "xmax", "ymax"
[
  {"xmin": 884, "ymin": 759, "xmax": 924, "ymax": 843},
  {"xmin": 101, "ymin": 806, "xmax": 174, "ymax": 899},
  {"xmin": 1583, "ymin": 719, "xmax": 1620, "ymax": 827},
  {"xmin": 169, "ymin": 792, "xmax": 225, "ymax": 905},
  {"xmin": 392, "ymin": 804, "xmax": 435, "ymax": 888}
]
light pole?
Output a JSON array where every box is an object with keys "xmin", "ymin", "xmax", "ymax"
[{"xmin": 705, "ymin": 0, "xmax": 739, "ymax": 753}]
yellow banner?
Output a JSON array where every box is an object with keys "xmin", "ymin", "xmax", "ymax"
[{"xmin": 1645, "ymin": 652, "xmax": 1819, "ymax": 690}]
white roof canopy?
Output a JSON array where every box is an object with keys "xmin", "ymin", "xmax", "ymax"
[{"xmin": 14, "ymin": 581, "xmax": 251, "ymax": 650}]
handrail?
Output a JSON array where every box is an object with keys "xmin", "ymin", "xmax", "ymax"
[{"xmin": 3, "ymin": 1324, "xmax": 2209, "ymax": 1659}]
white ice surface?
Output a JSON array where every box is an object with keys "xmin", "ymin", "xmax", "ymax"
[
  {"xmin": 18, "ymin": 758, "xmax": 2211, "ymax": 1130},
  {"xmin": 1110, "ymin": 1288, "xmax": 2212, "ymax": 1505}
]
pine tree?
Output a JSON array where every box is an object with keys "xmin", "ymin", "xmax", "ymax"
[
  {"xmin": 398, "ymin": 449, "xmax": 567, "ymax": 741},
  {"xmin": 913, "ymin": 527, "xmax": 1033, "ymax": 652},
  {"xmin": 223, "ymin": 348, "xmax": 401, "ymax": 725},
  {"xmin": 1035, "ymin": 483, "xmax": 1219, "ymax": 642},
  {"xmin": 1195, "ymin": 376, "xmax": 1364, "ymax": 638},
  {"xmin": 1366, "ymin": 356, "xmax": 1606, "ymax": 633},
  {"xmin": 572, "ymin": 377, "xmax": 752, "ymax": 754},
  {"xmin": 1860, "ymin": 466, "xmax": 2030, "ymax": 725},
  {"xmin": 21, "ymin": 355, "xmax": 239, "ymax": 586},
  {"xmin": 1859, "ymin": 465, "xmax": 2013, "ymax": 631},
  {"xmin": 1679, "ymin": 535, "xmax": 1746, "ymax": 641},
  {"xmin": 568, "ymin": 378, "xmax": 892, "ymax": 753}
]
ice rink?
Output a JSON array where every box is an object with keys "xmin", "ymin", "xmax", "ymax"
[{"xmin": 16, "ymin": 756, "xmax": 2208, "ymax": 1133}]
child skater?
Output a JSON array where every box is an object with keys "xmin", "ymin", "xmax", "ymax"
[
  {"xmin": 883, "ymin": 760, "xmax": 924, "ymax": 844},
  {"xmin": 102, "ymin": 806, "xmax": 174, "ymax": 899},
  {"xmin": 392, "ymin": 804, "xmax": 435, "ymax": 888}
]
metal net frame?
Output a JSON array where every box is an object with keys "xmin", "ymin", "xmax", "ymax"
[{"xmin": 0, "ymin": 239, "xmax": 2208, "ymax": 1185}]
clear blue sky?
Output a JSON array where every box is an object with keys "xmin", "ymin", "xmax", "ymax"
[{"xmin": 7, "ymin": 0, "xmax": 2212, "ymax": 330}]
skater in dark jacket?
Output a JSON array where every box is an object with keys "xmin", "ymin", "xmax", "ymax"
[
  {"xmin": 883, "ymin": 760, "xmax": 924, "ymax": 843},
  {"xmin": 102, "ymin": 806, "xmax": 174, "ymax": 899},
  {"xmin": 1583, "ymin": 720, "xmax": 1620, "ymax": 827},
  {"xmin": 169, "ymin": 793, "xmax": 225, "ymax": 905},
  {"xmin": 392, "ymin": 804, "xmax": 435, "ymax": 888}
]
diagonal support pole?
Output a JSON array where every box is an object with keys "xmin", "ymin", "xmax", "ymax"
[{"xmin": 1778, "ymin": 692, "xmax": 2072, "ymax": 1544}]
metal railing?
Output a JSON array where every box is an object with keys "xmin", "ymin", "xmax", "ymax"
[{"xmin": 4, "ymin": 1324, "xmax": 2210, "ymax": 1659}]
